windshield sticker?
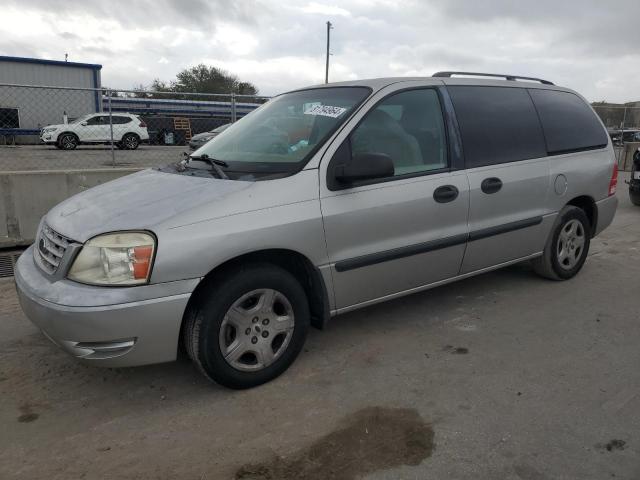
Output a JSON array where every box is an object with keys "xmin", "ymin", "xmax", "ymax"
[{"xmin": 304, "ymin": 105, "xmax": 347, "ymax": 118}]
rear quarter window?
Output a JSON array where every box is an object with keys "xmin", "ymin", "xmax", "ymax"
[
  {"xmin": 448, "ymin": 86, "xmax": 547, "ymax": 168},
  {"xmin": 528, "ymin": 89, "xmax": 608, "ymax": 154}
]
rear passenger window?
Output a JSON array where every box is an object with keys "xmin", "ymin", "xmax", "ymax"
[
  {"xmin": 112, "ymin": 116, "xmax": 132, "ymax": 124},
  {"xmin": 528, "ymin": 89, "xmax": 608, "ymax": 154},
  {"xmin": 350, "ymin": 89, "xmax": 448, "ymax": 177},
  {"xmin": 448, "ymin": 86, "xmax": 547, "ymax": 168}
]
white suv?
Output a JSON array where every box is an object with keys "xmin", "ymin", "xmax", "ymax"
[{"xmin": 40, "ymin": 113, "xmax": 149, "ymax": 150}]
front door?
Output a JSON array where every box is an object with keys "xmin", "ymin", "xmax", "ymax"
[
  {"xmin": 320, "ymin": 87, "xmax": 470, "ymax": 311},
  {"xmin": 82, "ymin": 115, "xmax": 111, "ymax": 142}
]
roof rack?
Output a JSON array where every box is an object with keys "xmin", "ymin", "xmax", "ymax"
[{"xmin": 432, "ymin": 71, "xmax": 554, "ymax": 85}]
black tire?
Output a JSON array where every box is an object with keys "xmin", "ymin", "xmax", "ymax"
[
  {"xmin": 531, "ymin": 205, "xmax": 591, "ymax": 280},
  {"xmin": 630, "ymin": 190, "xmax": 640, "ymax": 206},
  {"xmin": 183, "ymin": 263, "xmax": 310, "ymax": 389},
  {"xmin": 122, "ymin": 133, "xmax": 140, "ymax": 150},
  {"xmin": 58, "ymin": 133, "xmax": 78, "ymax": 150}
]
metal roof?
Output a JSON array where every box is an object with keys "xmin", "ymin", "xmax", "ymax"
[{"xmin": 0, "ymin": 55, "xmax": 102, "ymax": 70}]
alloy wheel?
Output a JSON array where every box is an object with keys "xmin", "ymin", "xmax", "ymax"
[
  {"xmin": 218, "ymin": 289, "xmax": 295, "ymax": 371},
  {"xmin": 556, "ymin": 219, "xmax": 585, "ymax": 270}
]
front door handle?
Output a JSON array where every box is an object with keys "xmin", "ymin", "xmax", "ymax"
[
  {"xmin": 433, "ymin": 185, "xmax": 459, "ymax": 203},
  {"xmin": 481, "ymin": 177, "xmax": 503, "ymax": 194}
]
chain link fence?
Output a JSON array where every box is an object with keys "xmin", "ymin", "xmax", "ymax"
[
  {"xmin": 1, "ymin": 82, "xmax": 638, "ymax": 172},
  {"xmin": 0, "ymin": 83, "xmax": 270, "ymax": 172},
  {"xmin": 592, "ymin": 104, "xmax": 640, "ymax": 170}
]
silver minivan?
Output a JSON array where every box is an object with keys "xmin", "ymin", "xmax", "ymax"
[{"xmin": 15, "ymin": 72, "xmax": 618, "ymax": 389}]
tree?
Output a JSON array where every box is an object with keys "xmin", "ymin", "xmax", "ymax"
[{"xmin": 135, "ymin": 65, "xmax": 258, "ymax": 98}]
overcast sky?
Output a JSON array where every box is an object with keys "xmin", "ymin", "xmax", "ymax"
[{"xmin": 3, "ymin": 0, "xmax": 640, "ymax": 102}]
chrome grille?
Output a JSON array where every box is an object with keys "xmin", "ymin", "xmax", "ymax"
[{"xmin": 35, "ymin": 223, "xmax": 72, "ymax": 274}]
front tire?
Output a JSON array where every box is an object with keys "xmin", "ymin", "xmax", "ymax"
[
  {"xmin": 184, "ymin": 264, "xmax": 310, "ymax": 389},
  {"xmin": 532, "ymin": 206, "xmax": 591, "ymax": 280},
  {"xmin": 58, "ymin": 133, "xmax": 78, "ymax": 150},
  {"xmin": 630, "ymin": 190, "xmax": 640, "ymax": 206}
]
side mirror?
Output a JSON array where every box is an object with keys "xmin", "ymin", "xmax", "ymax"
[
  {"xmin": 80, "ymin": 122, "xmax": 88, "ymax": 126},
  {"xmin": 335, "ymin": 152, "xmax": 394, "ymax": 183}
]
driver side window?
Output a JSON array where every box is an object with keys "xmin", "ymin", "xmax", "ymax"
[{"xmin": 350, "ymin": 88, "xmax": 448, "ymax": 177}]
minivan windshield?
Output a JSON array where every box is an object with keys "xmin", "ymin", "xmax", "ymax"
[{"xmin": 192, "ymin": 87, "xmax": 370, "ymax": 175}]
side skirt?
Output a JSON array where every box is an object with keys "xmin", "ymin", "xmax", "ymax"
[{"xmin": 330, "ymin": 252, "xmax": 543, "ymax": 316}]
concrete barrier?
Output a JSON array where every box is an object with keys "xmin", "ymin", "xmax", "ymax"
[{"xmin": 1, "ymin": 168, "xmax": 141, "ymax": 248}]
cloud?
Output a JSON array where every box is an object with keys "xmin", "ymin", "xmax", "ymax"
[
  {"xmin": 300, "ymin": 2, "xmax": 352, "ymax": 17},
  {"xmin": 0, "ymin": 0, "xmax": 639, "ymax": 102}
]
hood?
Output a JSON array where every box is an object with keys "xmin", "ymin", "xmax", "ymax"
[
  {"xmin": 43, "ymin": 124, "xmax": 66, "ymax": 130},
  {"xmin": 46, "ymin": 169, "xmax": 252, "ymax": 242}
]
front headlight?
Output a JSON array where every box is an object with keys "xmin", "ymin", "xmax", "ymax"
[{"xmin": 68, "ymin": 232, "xmax": 156, "ymax": 286}]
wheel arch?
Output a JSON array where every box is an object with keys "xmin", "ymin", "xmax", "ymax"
[
  {"xmin": 179, "ymin": 249, "xmax": 331, "ymax": 350},
  {"xmin": 565, "ymin": 195, "xmax": 597, "ymax": 237},
  {"xmin": 56, "ymin": 131, "xmax": 79, "ymax": 142}
]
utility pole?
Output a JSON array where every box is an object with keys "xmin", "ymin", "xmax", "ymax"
[{"xmin": 325, "ymin": 21, "xmax": 332, "ymax": 84}]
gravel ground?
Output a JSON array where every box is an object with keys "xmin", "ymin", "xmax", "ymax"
[
  {"xmin": 0, "ymin": 189, "xmax": 638, "ymax": 480},
  {"xmin": 0, "ymin": 144, "xmax": 186, "ymax": 171}
]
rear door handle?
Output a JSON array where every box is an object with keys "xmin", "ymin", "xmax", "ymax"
[
  {"xmin": 481, "ymin": 177, "xmax": 503, "ymax": 194},
  {"xmin": 433, "ymin": 185, "xmax": 459, "ymax": 203}
]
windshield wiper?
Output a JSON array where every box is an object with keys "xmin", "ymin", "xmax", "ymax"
[{"xmin": 182, "ymin": 152, "xmax": 229, "ymax": 180}]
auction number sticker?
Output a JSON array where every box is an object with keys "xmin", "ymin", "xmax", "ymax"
[{"xmin": 304, "ymin": 105, "xmax": 347, "ymax": 118}]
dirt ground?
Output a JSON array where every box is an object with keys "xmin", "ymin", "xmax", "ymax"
[{"xmin": 1, "ymin": 190, "xmax": 639, "ymax": 480}]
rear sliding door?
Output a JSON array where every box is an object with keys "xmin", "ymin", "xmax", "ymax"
[{"xmin": 447, "ymin": 85, "xmax": 551, "ymax": 273}]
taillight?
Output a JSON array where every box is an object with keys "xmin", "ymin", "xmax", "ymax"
[
  {"xmin": 608, "ymin": 162, "xmax": 618, "ymax": 196},
  {"xmin": 139, "ymin": 120, "xmax": 147, "ymax": 128}
]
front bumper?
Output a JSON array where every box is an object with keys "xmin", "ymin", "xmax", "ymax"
[
  {"xmin": 15, "ymin": 245, "xmax": 199, "ymax": 367},
  {"xmin": 40, "ymin": 133, "xmax": 56, "ymax": 143}
]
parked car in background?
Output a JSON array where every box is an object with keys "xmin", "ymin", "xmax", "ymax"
[
  {"xmin": 609, "ymin": 128, "xmax": 640, "ymax": 146},
  {"xmin": 40, "ymin": 113, "xmax": 149, "ymax": 150},
  {"xmin": 630, "ymin": 148, "xmax": 640, "ymax": 206},
  {"xmin": 189, "ymin": 123, "xmax": 230, "ymax": 150},
  {"xmin": 16, "ymin": 73, "xmax": 617, "ymax": 389}
]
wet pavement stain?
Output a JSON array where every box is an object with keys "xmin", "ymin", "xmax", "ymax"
[
  {"xmin": 235, "ymin": 406, "xmax": 434, "ymax": 480},
  {"xmin": 17, "ymin": 403, "xmax": 39, "ymax": 423},
  {"xmin": 596, "ymin": 439, "xmax": 627, "ymax": 452},
  {"xmin": 444, "ymin": 345, "xmax": 469, "ymax": 355}
]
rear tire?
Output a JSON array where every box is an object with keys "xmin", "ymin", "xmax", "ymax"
[
  {"xmin": 630, "ymin": 190, "xmax": 640, "ymax": 206},
  {"xmin": 122, "ymin": 133, "xmax": 140, "ymax": 150},
  {"xmin": 183, "ymin": 264, "xmax": 310, "ymax": 389},
  {"xmin": 532, "ymin": 206, "xmax": 591, "ymax": 280}
]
